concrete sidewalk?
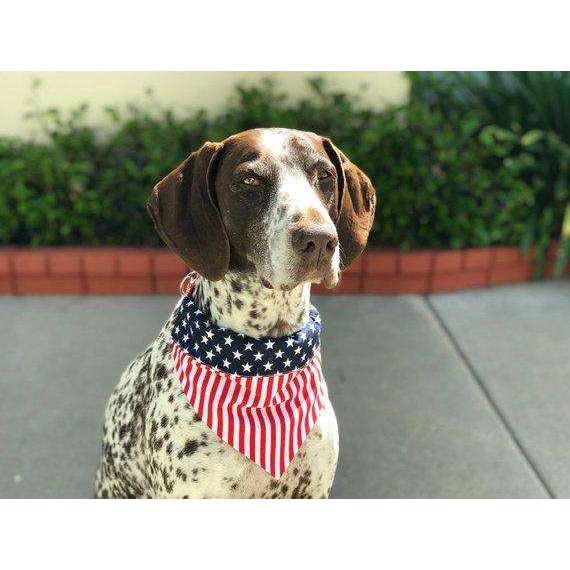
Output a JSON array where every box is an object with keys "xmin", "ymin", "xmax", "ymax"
[{"xmin": 1, "ymin": 280, "xmax": 568, "ymax": 498}]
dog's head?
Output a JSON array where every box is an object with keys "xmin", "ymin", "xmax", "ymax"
[{"xmin": 148, "ymin": 128, "xmax": 376, "ymax": 290}]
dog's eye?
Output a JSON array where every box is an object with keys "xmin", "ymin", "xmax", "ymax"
[
  {"xmin": 318, "ymin": 169, "xmax": 333, "ymax": 180},
  {"xmin": 241, "ymin": 176, "xmax": 261, "ymax": 186}
]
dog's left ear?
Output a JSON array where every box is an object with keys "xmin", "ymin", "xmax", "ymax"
[
  {"xmin": 147, "ymin": 141, "xmax": 230, "ymax": 281},
  {"xmin": 322, "ymin": 138, "xmax": 377, "ymax": 269}
]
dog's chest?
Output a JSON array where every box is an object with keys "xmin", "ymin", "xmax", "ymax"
[{"xmin": 102, "ymin": 332, "xmax": 339, "ymax": 498}]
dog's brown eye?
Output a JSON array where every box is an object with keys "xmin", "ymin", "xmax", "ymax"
[
  {"xmin": 318, "ymin": 170, "xmax": 333, "ymax": 180},
  {"xmin": 241, "ymin": 176, "xmax": 260, "ymax": 186}
]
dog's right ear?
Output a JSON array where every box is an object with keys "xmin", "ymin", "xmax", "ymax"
[{"xmin": 147, "ymin": 141, "xmax": 230, "ymax": 281}]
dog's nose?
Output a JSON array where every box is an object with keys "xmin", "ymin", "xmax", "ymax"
[{"xmin": 291, "ymin": 226, "xmax": 338, "ymax": 261}]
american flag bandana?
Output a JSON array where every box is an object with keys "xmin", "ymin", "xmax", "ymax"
[{"xmin": 170, "ymin": 276, "xmax": 328, "ymax": 478}]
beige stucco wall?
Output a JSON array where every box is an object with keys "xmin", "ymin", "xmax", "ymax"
[{"xmin": 0, "ymin": 71, "xmax": 408, "ymax": 139}]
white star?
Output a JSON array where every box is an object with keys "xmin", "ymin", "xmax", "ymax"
[
  {"xmin": 283, "ymin": 358, "xmax": 292, "ymax": 367},
  {"xmin": 265, "ymin": 340, "xmax": 275, "ymax": 349},
  {"xmin": 263, "ymin": 361, "xmax": 272, "ymax": 371},
  {"xmin": 285, "ymin": 338, "xmax": 295, "ymax": 347},
  {"xmin": 206, "ymin": 330, "xmax": 214, "ymax": 339},
  {"xmin": 193, "ymin": 342, "xmax": 200, "ymax": 351},
  {"xmin": 214, "ymin": 344, "xmax": 222, "ymax": 353},
  {"xmin": 194, "ymin": 309, "xmax": 202, "ymax": 315},
  {"xmin": 224, "ymin": 335, "xmax": 234, "ymax": 346},
  {"xmin": 205, "ymin": 350, "xmax": 215, "ymax": 360},
  {"xmin": 182, "ymin": 334, "xmax": 189, "ymax": 342},
  {"xmin": 294, "ymin": 346, "xmax": 302, "ymax": 355},
  {"xmin": 253, "ymin": 351, "xmax": 263, "ymax": 361},
  {"xmin": 244, "ymin": 342, "xmax": 253, "ymax": 351},
  {"xmin": 308, "ymin": 339, "xmax": 313, "ymax": 346},
  {"xmin": 299, "ymin": 332, "xmax": 306, "ymax": 340},
  {"xmin": 274, "ymin": 349, "xmax": 284, "ymax": 359},
  {"xmin": 201, "ymin": 335, "xmax": 209, "ymax": 344},
  {"xmin": 222, "ymin": 358, "xmax": 231, "ymax": 368},
  {"xmin": 233, "ymin": 349, "xmax": 242, "ymax": 360},
  {"xmin": 175, "ymin": 327, "xmax": 180, "ymax": 334},
  {"xmin": 242, "ymin": 362, "xmax": 252, "ymax": 373}
]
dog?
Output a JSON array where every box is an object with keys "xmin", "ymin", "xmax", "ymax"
[{"xmin": 94, "ymin": 128, "xmax": 376, "ymax": 498}]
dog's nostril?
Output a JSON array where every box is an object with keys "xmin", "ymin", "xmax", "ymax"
[{"xmin": 303, "ymin": 241, "xmax": 316, "ymax": 254}]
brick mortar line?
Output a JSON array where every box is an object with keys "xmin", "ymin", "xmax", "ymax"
[
  {"xmin": 8, "ymin": 254, "xmax": 17, "ymax": 294},
  {"xmin": 149, "ymin": 251, "xmax": 158, "ymax": 294},
  {"xmin": 422, "ymin": 295, "xmax": 556, "ymax": 498}
]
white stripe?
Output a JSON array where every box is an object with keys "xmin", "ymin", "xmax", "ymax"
[
  {"xmin": 258, "ymin": 377, "xmax": 269, "ymax": 407},
  {"xmin": 298, "ymin": 368, "xmax": 311, "ymax": 443},
  {"xmin": 221, "ymin": 376, "xmax": 238, "ymax": 442},
  {"xmin": 280, "ymin": 373, "xmax": 292, "ymax": 469},
  {"xmin": 209, "ymin": 372, "xmax": 226, "ymax": 434},
  {"xmin": 200, "ymin": 371, "xmax": 216, "ymax": 425},
  {"xmin": 259, "ymin": 401, "xmax": 271, "ymax": 472},
  {"xmin": 252, "ymin": 379, "xmax": 263, "ymax": 464},
  {"xmin": 268, "ymin": 376, "xmax": 282, "ymax": 476},
  {"xmin": 180, "ymin": 350, "xmax": 190, "ymax": 392},
  {"xmin": 289, "ymin": 372, "xmax": 303, "ymax": 455},
  {"xmin": 304, "ymin": 361, "xmax": 319, "ymax": 430},
  {"xmin": 232, "ymin": 380, "xmax": 248, "ymax": 449},
  {"xmin": 243, "ymin": 377, "xmax": 258, "ymax": 458},
  {"xmin": 189, "ymin": 361, "xmax": 205, "ymax": 407}
]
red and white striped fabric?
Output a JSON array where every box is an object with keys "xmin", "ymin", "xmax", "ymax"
[{"xmin": 172, "ymin": 343, "xmax": 328, "ymax": 478}]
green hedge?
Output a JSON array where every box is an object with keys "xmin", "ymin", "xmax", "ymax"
[{"xmin": 1, "ymin": 76, "xmax": 568, "ymax": 259}]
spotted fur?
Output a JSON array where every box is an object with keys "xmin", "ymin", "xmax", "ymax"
[
  {"xmin": 94, "ymin": 273, "xmax": 339, "ymax": 499},
  {"xmin": 95, "ymin": 128, "xmax": 377, "ymax": 498}
]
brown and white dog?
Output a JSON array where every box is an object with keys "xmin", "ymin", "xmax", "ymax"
[{"xmin": 95, "ymin": 128, "xmax": 376, "ymax": 498}]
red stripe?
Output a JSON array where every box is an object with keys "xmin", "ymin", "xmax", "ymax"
[
  {"xmin": 196, "ymin": 368, "xmax": 212, "ymax": 419},
  {"xmin": 265, "ymin": 376, "xmax": 278, "ymax": 476},
  {"xmin": 273, "ymin": 376, "xmax": 288, "ymax": 476},
  {"xmin": 297, "ymin": 368, "xmax": 312, "ymax": 449},
  {"xmin": 257, "ymin": 378, "xmax": 269, "ymax": 470},
  {"xmin": 305, "ymin": 366, "xmax": 318, "ymax": 434},
  {"xmin": 215, "ymin": 374, "xmax": 231, "ymax": 439},
  {"xmin": 222, "ymin": 377, "xmax": 238, "ymax": 443},
  {"xmin": 237, "ymin": 384, "xmax": 248, "ymax": 454},
  {"xmin": 281, "ymin": 373, "xmax": 294, "ymax": 470},
  {"xmin": 225, "ymin": 378, "xmax": 237, "ymax": 446},
  {"xmin": 289, "ymin": 373, "xmax": 303, "ymax": 455},
  {"xmin": 205, "ymin": 372, "xmax": 222, "ymax": 428}
]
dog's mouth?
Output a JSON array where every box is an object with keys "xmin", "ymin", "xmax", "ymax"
[{"xmin": 260, "ymin": 265, "xmax": 340, "ymax": 291}]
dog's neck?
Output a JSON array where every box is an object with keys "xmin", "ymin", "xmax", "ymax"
[{"xmin": 194, "ymin": 272, "xmax": 312, "ymax": 339}]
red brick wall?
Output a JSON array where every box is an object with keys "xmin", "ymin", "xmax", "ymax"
[{"xmin": 0, "ymin": 244, "xmax": 567, "ymax": 295}]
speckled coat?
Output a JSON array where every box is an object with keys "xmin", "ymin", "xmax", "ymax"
[
  {"xmin": 94, "ymin": 303, "xmax": 339, "ymax": 499},
  {"xmin": 95, "ymin": 128, "xmax": 376, "ymax": 499}
]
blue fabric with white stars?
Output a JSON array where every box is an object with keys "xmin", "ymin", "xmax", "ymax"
[{"xmin": 171, "ymin": 294, "xmax": 322, "ymax": 376}]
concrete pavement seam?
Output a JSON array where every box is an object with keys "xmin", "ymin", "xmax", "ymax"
[{"xmin": 423, "ymin": 295, "xmax": 555, "ymax": 499}]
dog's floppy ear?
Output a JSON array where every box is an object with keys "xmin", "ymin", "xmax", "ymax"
[
  {"xmin": 322, "ymin": 138, "xmax": 377, "ymax": 269},
  {"xmin": 147, "ymin": 141, "xmax": 230, "ymax": 281}
]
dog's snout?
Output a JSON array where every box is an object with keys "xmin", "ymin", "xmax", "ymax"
[{"xmin": 291, "ymin": 225, "xmax": 338, "ymax": 261}]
